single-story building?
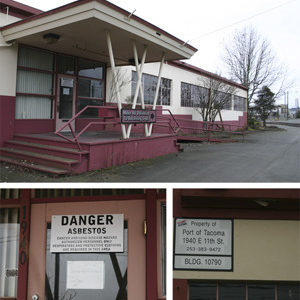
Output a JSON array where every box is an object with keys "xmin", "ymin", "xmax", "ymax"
[
  {"xmin": 0, "ymin": 0, "xmax": 247, "ymax": 175},
  {"xmin": 0, "ymin": 188, "xmax": 166, "ymax": 300},
  {"xmin": 173, "ymin": 189, "xmax": 300, "ymax": 300},
  {"xmin": 107, "ymin": 61, "xmax": 248, "ymax": 128}
]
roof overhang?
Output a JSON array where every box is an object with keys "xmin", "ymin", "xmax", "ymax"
[{"xmin": 0, "ymin": 0, "xmax": 197, "ymax": 65}]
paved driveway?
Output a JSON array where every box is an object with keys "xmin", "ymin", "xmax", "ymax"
[{"xmin": 1, "ymin": 125, "xmax": 299, "ymax": 182}]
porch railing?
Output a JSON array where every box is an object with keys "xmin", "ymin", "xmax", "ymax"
[
  {"xmin": 155, "ymin": 108, "xmax": 245, "ymax": 142},
  {"xmin": 55, "ymin": 106, "xmax": 245, "ymax": 151},
  {"xmin": 55, "ymin": 105, "xmax": 119, "ymax": 151}
]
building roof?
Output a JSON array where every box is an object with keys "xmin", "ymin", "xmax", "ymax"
[
  {"xmin": 0, "ymin": 0, "xmax": 197, "ymax": 65},
  {"xmin": 169, "ymin": 60, "xmax": 248, "ymax": 91},
  {"xmin": 0, "ymin": 0, "xmax": 43, "ymax": 19}
]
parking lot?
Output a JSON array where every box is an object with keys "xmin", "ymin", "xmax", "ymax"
[{"xmin": 1, "ymin": 124, "xmax": 299, "ymax": 182}]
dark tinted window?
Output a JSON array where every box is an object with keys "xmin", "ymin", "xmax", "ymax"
[
  {"xmin": 248, "ymin": 284, "xmax": 275, "ymax": 300},
  {"xmin": 219, "ymin": 283, "xmax": 245, "ymax": 300},
  {"xmin": 57, "ymin": 55, "xmax": 75, "ymax": 75},
  {"xmin": 278, "ymin": 283, "xmax": 300, "ymax": 300},
  {"xmin": 78, "ymin": 58, "xmax": 103, "ymax": 79},
  {"xmin": 189, "ymin": 283, "xmax": 216, "ymax": 300}
]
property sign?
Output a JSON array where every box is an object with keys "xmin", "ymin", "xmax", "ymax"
[
  {"xmin": 121, "ymin": 109, "xmax": 156, "ymax": 124},
  {"xmin": 174, "ymin": 218, "xmax": 233, "ymax": 271},
  {"xmin": 50, "ymin": 214, "xmax": 124, "ymax": 253}
]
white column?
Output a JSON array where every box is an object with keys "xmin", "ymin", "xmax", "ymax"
[
  {"xmin": 148, "ymin": 53, "xmax": 165, "ymax": 136},
  {"xmin": 127, "ymin": 43, "xmax": 148, "ymax": 138},
  {"xmin": 106, "ymin": 31, "xmax": 127, "ymax": 139}
]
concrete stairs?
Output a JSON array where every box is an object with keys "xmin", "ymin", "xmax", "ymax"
[{"xmin": 0, "ymin": 137, "xmax": 89, "ymax": 175}]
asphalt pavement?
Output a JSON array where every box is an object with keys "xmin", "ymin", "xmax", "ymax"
[{"xmin": 1, "ymin": 124, "xmax": 299, "ymax": 182}]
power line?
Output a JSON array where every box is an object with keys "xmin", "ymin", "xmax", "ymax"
[{"xmin": 187, "ymin": 0, "xmax": 297, "ymax": 43}]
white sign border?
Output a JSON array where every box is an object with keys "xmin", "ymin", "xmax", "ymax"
[
  {"xmin": 173, "ymin": 218, "xmax": 234, "ymax": 272},
  {"xmin": 50, "ymin": 214, "xmax": 124, "ymax": 253}
]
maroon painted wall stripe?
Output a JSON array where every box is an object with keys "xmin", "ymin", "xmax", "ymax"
[
  {"xmin": 146, "ymin": 189, "xmax": 158, "ymax": 300},
  {"xmin": 17, "ymin": 189, "xmax": 31, "ymax": 300},
  {"xmin": 173, "ymin": 279, "xmax": 188, "ymax": 300}
]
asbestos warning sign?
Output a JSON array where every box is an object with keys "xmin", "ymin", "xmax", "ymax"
[{"xmin": 50, "ymin": 214, "xmax": 124, "ymax": 253}]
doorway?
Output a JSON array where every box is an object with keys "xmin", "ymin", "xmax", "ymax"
[
  {"xmin": 56, "ymin": 75, "xmax": 76, "ymax": 131},
  {"xmin": 45, "ymin": 222, "xmax": 128, "ymax": 300},
  {"xmin": 27, "ymin": 200, "xmax": 146, "ymax": 300}
]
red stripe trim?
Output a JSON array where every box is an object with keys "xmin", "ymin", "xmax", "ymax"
[
  {"xmin": 146, "ymin": 189, "xmax": 158, "ymax": 300},
  {"xmin": 17, "ymin": 190, "xmax": 31, "ymax": 300},
  {"xmin": 0, "ymin": 199, "xmax": 20, "ymax": 206},
  {"xmin": 31, "ymin": 193, "xmax": 147, "ymax": 204},
  {"xmin": 0, "ymin": 0, "xmax": 43, "ymax": 16},
  {"xmin": 168, "ymin": 60, "xmax": 248, "ymax": 91}
]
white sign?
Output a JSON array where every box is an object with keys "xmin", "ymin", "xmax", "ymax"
[
  {"xmin": 61, "ymin": 78, "xmax": 73, "ymax": 87},
  {"xmin": 174, "ymin": 218, "xmax": 233, "ymax": 271},
  {"xmin": 66, "ymin": 261, "xmax": 105, "ymax": 289},
  {"xmin": 50, "ymin": 214, "xmax": 124, "ymax": 253}
]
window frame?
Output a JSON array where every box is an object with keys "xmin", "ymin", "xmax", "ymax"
[
  {"xmin": 188, "ymin": 281, "xmax": 300, "ymax": 300},
  {"xmin": 180, "ymin": 82, "xmax": 209, "ymax": 108},
  {"xmin": 16, "ymin": 45, "xmax": 107, "ymax": 120},
  {"xmin": 131, "ymin": 71, "xmax": 172, "ymax": 106}
]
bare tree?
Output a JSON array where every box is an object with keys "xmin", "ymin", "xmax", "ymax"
[
  {"xmin": 193, "ymin": 76, "xmax": 236, "ymax": 124},
  {"xmin": 223, "ymin": 26, "xmax": 290, "ymax": 107}
]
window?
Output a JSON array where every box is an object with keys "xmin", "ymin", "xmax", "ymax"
[
  {"xmin": 77, "ymin": 58, "xmax": 105, "ymax": 118},
  {"xmin": 0, "ymin": 208, "xmax": 20, "ymax": 298},
  {"xmin": 234, "ymin": 95, "xmax": 247, "ymax": 111},
  {"xmin": 131, "ymin": 71, "xmax": 171, "ymax": 106},
  {"xmin": 16, "ymin": 46, "xmax": 106, "ymax": 120},
  {"xmin": 189, "ymin": 282, "xmax": 300, "ymax": 300},
  {"xmin": 278, "ymin": 284, "xmax": 300, "ymax": 300},
  {"xmin": 219, "ymin": 283, "xmax": 245, "ymax": 300},
  {"xmin": 57, "ymin": 54, "xmax": 75, "ymax": 75},
  {"xmin": 16, "ymin": 46, "xmax": 54, "ymax": 119},
  {"xmin": 189, "ymin": 282, "xmax": 216, "ymax": 300},
  {"xmin": 248, "ymin": 284, "xmax": 275, "ymax": 300},
  {"xmin": 181, "ymin": 82, "xmax": 209, "ymax": 108},
  {"xmin": 45, "ymin": 222, "xmax": 128, "ymax": 300},
  {"xmin": 215, "ymin": 91, "xmax": 232, "ymax": 110}
]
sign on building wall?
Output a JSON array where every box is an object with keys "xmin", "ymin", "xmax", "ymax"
[
  {"xmin": 121, "ymin": 109, "xmax": 156, "ymax": 124},
  {"xmin": 50, "ymin": 214, "xmax": 124, "ymax": 253},
  {"xmin": 174, "ymin": 218, "xmax": 233, "ymax": 271}
]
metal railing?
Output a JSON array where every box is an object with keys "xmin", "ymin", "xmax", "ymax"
[
  {"xmin": 55, "ymin": 106, "xmax": 245, "ymax": 150},
  {"xmin": 155, "ymin": 108, "xmax": 245, "ymax": 142},
  {"xmin": 55, "ymin": 105, "xmax": 119, "ymax": 151}
]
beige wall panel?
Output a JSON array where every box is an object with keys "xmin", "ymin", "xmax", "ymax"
[
  {"xmin": 174, "ymin": 219, "xmax": 300, "ymax": 281},
  {"xmin": 0, "ymin": 41, "xmax": 18, "ymax": 96}
]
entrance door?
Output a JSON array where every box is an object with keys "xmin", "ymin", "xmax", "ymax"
[
  {"xmin": 27, "ymin": 200, "xmax": 146, "ymax": 300},
  {"xmin": 45, "ymin": 223, "xmax": 128, "ymax": 300},
  {"xmin": 56, "ymin": 75, "xmax": 76, "ymax": 131}
]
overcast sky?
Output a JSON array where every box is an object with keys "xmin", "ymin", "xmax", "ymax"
[{"xmin": 18, "ymin": 0, "xmax": 300, "ymax": 107}]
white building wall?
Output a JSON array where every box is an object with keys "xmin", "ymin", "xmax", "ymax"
[
  {"xmin": 0, "ymin": 12, "xmax": 21, "ymax": 97},
  {"xmin": 107, "ymin": 62, "xmax": 247, "ymax": 122},
  {"xmin": 0, "ymin": 12, "xmax": 21, "ymax": 27},
  {"xmin": 0, "ymin": 39, "xmax": 18, "ymax": 97}
]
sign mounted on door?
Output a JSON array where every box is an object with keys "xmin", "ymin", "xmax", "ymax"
[{"xmin": 50, "ymin": 214, "xmax": 124, "ymax": 253}]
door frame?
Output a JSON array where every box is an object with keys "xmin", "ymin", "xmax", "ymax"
[
  {"xmin": 27, "ymin": 198, "xmax": 146, "ymax": 300},
  {"xmin": 55, "ymin": 74, "xmax": 77, "ymax": 132},
  {"xmin": 0, "ymin": 190, "xmax": 164, "ymax": 300}
]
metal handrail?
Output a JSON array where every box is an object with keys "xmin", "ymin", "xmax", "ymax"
[
  {"xmin": 55, "ymin": 105, "xmax": 119, "ymax": 150},
  {"xmin": 156, "ymin": 108, "xmax": 245, "ymax": 141}
]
